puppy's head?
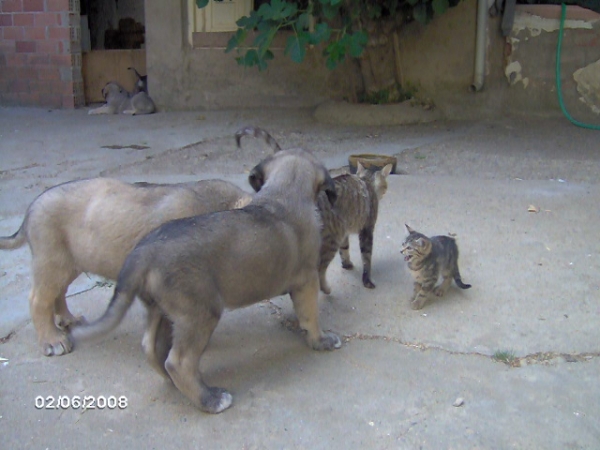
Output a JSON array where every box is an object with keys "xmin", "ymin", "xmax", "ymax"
[
  {"xmin": 101, "ymin": 82, "xmax": 125, "ymax": 99},
  {"xmin": 249, "ymin": 149, "xmax": 336, "ymax": 206}
]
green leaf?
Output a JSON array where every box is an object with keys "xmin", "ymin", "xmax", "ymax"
[
  {"xmin": 225, "ymin": 29, "xmax": 247, "ymax": 53},
  {"xmin": 321, "ymin": 2, "xmax": 340, "ymax": 20},
  {"xmin": 297, "ymin": 12, "xmax": 310, "ymax": 30},
  {"xmin": 348, "ymin": 32, "xmax": 367, "ymax": 57},
  {"xmin": 285, "ymin": 33, "xmax": 309, "ymax": 63},
  {"xmin": 432, "ymin": 0, "xmax": 449, "ymax": 16},
  {"xmin": 309, "ymin": 22, "xmax": 331, "ymax": 45},
  {"xmin": 244, "ymin": 49, "xmax": 260, "ymax": 67},
  {"xmin": 236, "ymin": 11, "xmax": 260, "ymax": 29},
  {"xmin": 413, "ymin": 3, "xmax": 429, "ymax": 24},
  {"xmin": 196, "ymin": 0, "xmax": 209, "ymax": 9}
]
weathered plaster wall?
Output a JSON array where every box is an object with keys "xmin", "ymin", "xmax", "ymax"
[
  {"xmin": 145, "ymin": 0, "xmax": 354, "ymax": 110},
  {"xmin": 504, "ymin": 5, "xmax": 600, "ymax": 119},
  {"xmin": 145, "ymin": 0, "xmax": 600, "ymax": 119}
]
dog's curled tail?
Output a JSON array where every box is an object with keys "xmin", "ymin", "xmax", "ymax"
[
  {"xmin": 128, "ymin": 66, "xmax": 142, "ymax": 79},
  {"xmin": 0, "ymin": 226, "xmax": 27, "ymax": 250},
  {"xmin": 69, "ymin": 286, "xmax": 136, "ymax": 345},
  {"xmin": 235, "ymin": 126, "xmax": 281, "ymax": 153}
]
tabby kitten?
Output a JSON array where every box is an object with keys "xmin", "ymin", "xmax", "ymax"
[
  {"xmin": 400, "ymin": 224, "xmax": 471, "ymax": 310},
  {"xmin": 318, "ymin": 162, "xmax": 393, "ymax": 294}
]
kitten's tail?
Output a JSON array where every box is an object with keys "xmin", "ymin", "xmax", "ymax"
[{"xmin": 454, "ymin": 271, "xmax": 472, "ymax": 289}]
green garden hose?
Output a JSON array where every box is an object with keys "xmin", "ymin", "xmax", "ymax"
[{"xmin": 555, "ymin": 3, "xmax": 600, "ymax": 129}]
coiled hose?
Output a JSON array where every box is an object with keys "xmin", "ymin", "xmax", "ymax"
[{"xmin": 556, "ymin": 3, "xmax": 600, "ymax": 129}]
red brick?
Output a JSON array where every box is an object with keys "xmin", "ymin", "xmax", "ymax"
[
  {"xmin": 6, "ymin": 53, "xmax": 28, "ymax": 66},
  {"xmin": 38, "ymin": 67, "xmax": 60, "ymax": 79},
  {"xmin": 2, "ymin": 0, "xmax": 23, "ymax": 12},
  {"xmin": 62, "ymin": 94, "xmax": 75, "ymax": 109},
  {"xmin": 39, "ymin": 93, "xmax": 64, "ymax": 107},
  {"xmin": 24, "ymin": 26, "xmax": 46, "ymax": 40},
  {"xmin": 13, "ymin": 12, "xmax": 33, "ymax": 25},
  {"xmin": 16, "ymin": 66, "xmax": 37, "ymax": 78},
  {"xmin": 50, "ymin": 54, "xmax": 71, "ymax": 66},
  {"xmin": 48, "ymin": 26, "xmax": 69, "ymax": 40},
  {"xmin": 0, "ymin": 65, "xmax": 14, "ymax": 78},
  {"xmin": 47, "ymin": 0, "xmax": 69, "ymax": 11},
  {"xmin": 18, "ymin": 92, "xmax": 40, "ymax": 105},
  {"xmin": 36, "ymin": 39, "xmax": 59, "ymax": 53},
  {"xmin": 0, "ymin": 13, "xmax": 12, "ymax": 25},
  {"xmin": 27, "ymin": 53, "xmax": 49, "ymax": 64},
  {"xmin": 10, "ymin": 78, "xmax": 29, "ymax": 91},
  {"xmin": 34, "ymin": 12, "xmax": 60, "ymax": 27},
  {"xmin": 23, "ymin": 0, "xmax": 43, "ymax": 12},
  {"xmin": 3, "ymin": 26, "xmax": 24, "ymax": 40},
  {"xmin": 15, "ymin": 40, "xmax": 35, "ymax": 52}
]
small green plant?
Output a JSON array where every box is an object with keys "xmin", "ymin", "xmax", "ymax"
[
  {"xmin": 358, "ymin": 83, "xmax": 416, "ymax": 105},
  {"xmin": 493, "ymin": 349, "xmax": 517, "ymax": 366}
]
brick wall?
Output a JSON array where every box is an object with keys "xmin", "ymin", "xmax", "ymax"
[{"xmin": 0, "ymin": 0, "xmax": 84, "ymax": 108}]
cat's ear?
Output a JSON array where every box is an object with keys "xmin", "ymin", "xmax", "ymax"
[
  {"xmin": 405, "ymin": 224, "xmax": 415, "ymax": 234},
  {"xmin": 381, "ymin": 164, "xmax": 393, "ymax": 178},
  {"xmin": 356, "ymin": 161, "xmax": 366, "ymax": 175}
]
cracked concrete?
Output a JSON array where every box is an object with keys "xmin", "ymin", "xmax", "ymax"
[{"xmin": 0, "ymin": 106, "xmax": 599, "ymax": 448}]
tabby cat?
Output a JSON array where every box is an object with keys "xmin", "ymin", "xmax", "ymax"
[
  {"xmin": 318, "ymin": 162, "xmax": 392, "ymax": 294},
  {"xmin": 400, "ymin": 224, "xmax": 471, "ymax": 310},
  {"xmin": 233, "ymin": 125, "xmax": 392, "ymax": 295}
]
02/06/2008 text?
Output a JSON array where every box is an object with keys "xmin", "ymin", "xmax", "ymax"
[{"xmin": 34, "ymin": 395, "xmax": 128, "ymax": 410}]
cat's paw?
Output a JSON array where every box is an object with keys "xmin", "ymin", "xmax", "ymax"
[
  {"xmin": 341, "ymin": 261, "xmax": 354, "ymax": 270},
  {"xmin": 362, "ymin": 277, "xmax": 376, "ymax": 289},
  {"xmin": 433, "ymin": 287, "xmax": 446, "ymax": 297}
]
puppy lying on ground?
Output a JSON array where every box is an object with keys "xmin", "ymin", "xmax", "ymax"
[
  {"xmin": 70, "ymin": 145, "xmax": 341, "ymax": 414},
  {"xmin": 88, "ymin": 82, "xmax": 155, "ymax": 115},
  {"xmin": 0, "ymin": 178, "xmax": 252, "ymax": 356}
]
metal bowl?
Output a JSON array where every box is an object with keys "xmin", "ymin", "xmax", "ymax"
[{"xmin": 348, "ymin": 154, "xmax": 397, "ymax": 174}]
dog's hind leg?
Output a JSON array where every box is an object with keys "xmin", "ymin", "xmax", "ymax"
[
  {"xmin": 164, "ymin": 299, "xmax": 231, "ymax": 414},
  {"xmin": 290, "ymin": 274, "xmax": 342, "ymax": 351},
  {"xmin": 142, "ymin": 305, "xmax": 172, "ymax": 381}
]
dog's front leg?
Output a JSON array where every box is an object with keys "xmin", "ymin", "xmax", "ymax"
[
  {"xmin": 290, "ymin": 274, "xmax": 341, "ymax": 351},
  {"xmin": 88, "ymin": 104, "xmax": 113, "ymax": 115}
]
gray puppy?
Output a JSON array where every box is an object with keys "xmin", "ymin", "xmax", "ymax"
[{"xmin": 70, "ymin": 147, "xmax": 341, "ymax": 414}]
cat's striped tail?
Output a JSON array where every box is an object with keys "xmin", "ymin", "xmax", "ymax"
[
  {"xmin": 235, "ymin": 126, "xmax": 282, "ymax": 153},
  {"xmin": 454, "ymin": 272, "xmax": 472, "ymax": 289}
]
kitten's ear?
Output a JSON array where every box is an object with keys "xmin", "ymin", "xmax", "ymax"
[
  {"xmin": 405, "ymin": 224, "xmax": 415, "ymax": 234},
  {"xmin": 381, "ymin": 163, "xmax": 393, "ymax": 178}
]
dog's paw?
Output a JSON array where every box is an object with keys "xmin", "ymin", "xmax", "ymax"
[
  {"xmin": 311, "ymin": 331, "xmax": 342, "ymax": 351},
  {"xmin": 410, "ymin": 298, "xmax": 426, "ymax": 310},
  {"xmin": 200, "ymin": 387, "xmax": 233, "ymax": 414},
  {"xmin": 42, "ymin": 335, "xmax": 73, "ymax": 357}
]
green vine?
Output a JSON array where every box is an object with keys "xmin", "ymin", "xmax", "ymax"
[{"xmin": 196, "ymin": 0, "xmax": 462, "ymax": 71}]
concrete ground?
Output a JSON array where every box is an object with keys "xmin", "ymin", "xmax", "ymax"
[{"xmin": 0, "ymin": 106, "xmax": 599, "ymax": 449}]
